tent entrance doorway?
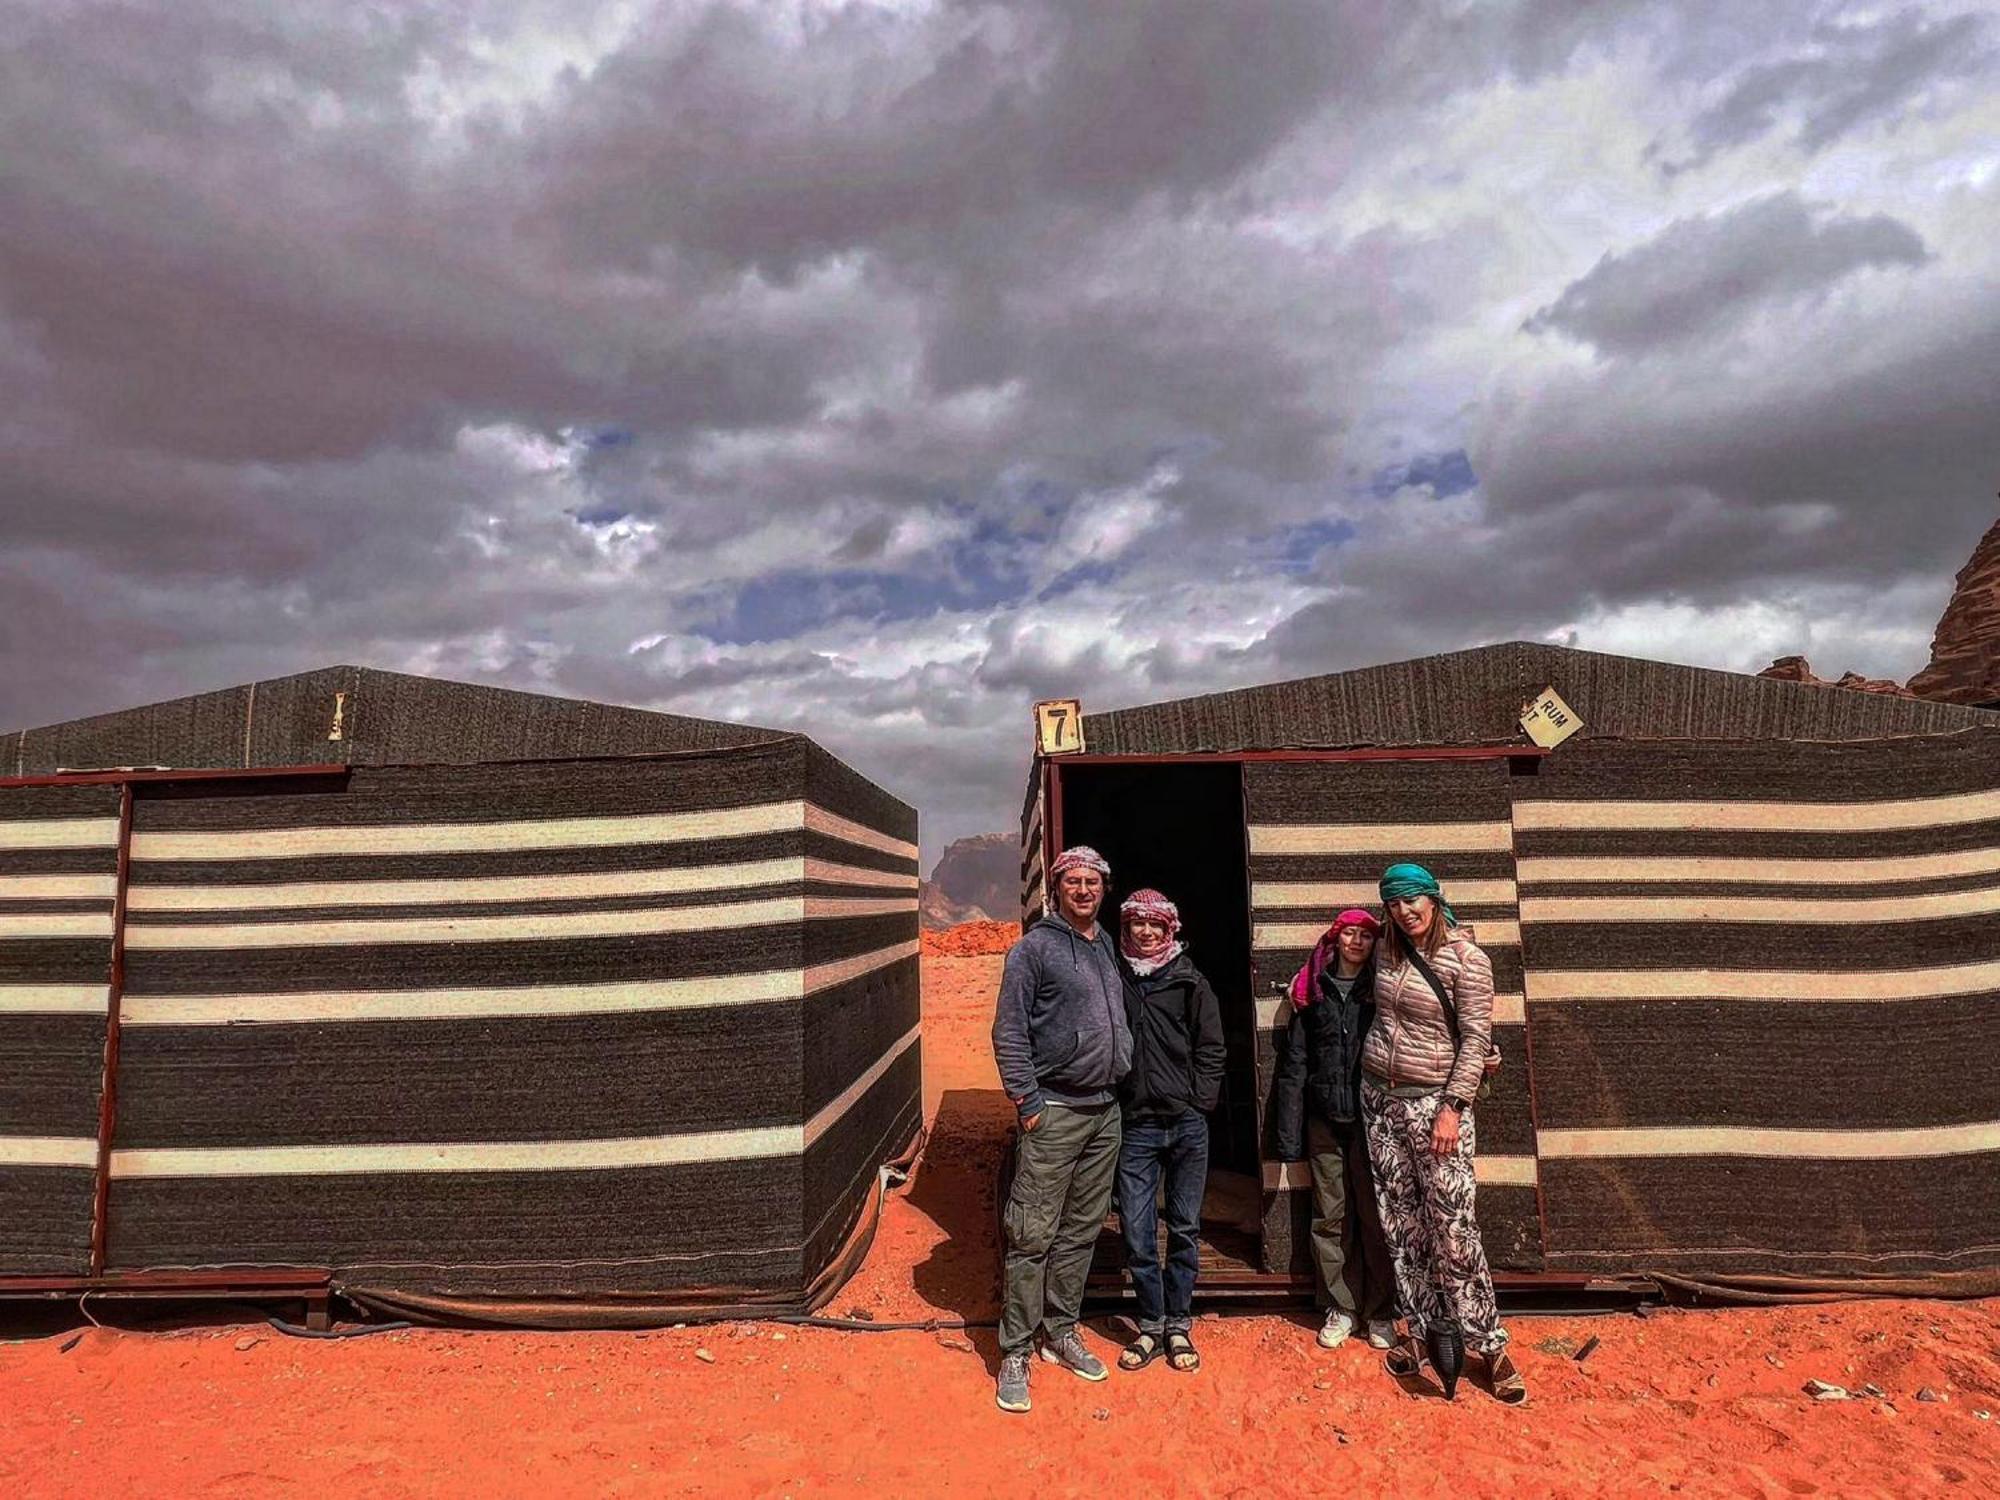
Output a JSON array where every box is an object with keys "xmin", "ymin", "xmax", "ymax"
[{"xmin": 1049, "ymin": 760, "xmax": 1264, "ymax": 1277}]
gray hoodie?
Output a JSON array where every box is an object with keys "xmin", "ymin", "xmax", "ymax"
[{"xmin": 991, "ymin": 911, "xmax": 1134, "ymax": 1122}]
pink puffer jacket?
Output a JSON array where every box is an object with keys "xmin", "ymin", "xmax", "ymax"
[{"xmin": 1359, "ymin": 931, "xmax": 1495, "ymax": 1103}]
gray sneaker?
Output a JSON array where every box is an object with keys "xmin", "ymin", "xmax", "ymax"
[
  {"xmin": 1040, "ymin": 1328, "xmax": 1109, "ymax": 1382},
  {"xmin": 996, "ymin": 1351, "xmax": 1032, "ymax": 1412}
]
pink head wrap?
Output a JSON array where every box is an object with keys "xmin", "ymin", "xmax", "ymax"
[
  {"xmin": 1048, "ymin": 845, "xmax": 1111, "ymax": 882},
  {"xmin": 1119, "ymin": 887, "xmax": 1183, "ymax": 971},
  {"xmin": 1118, "ymin": 888, "xmax": 1180, "ymax": 930},
  {"xmin": 1287, "ymin": 908, "xmax": 1383, "ymax": 1007}
]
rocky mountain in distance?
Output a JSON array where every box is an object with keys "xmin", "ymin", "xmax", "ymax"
[
  {"xmin": 919, "ymin": 832, "xmax": 1019, "ymax": 930},
  {"xmin": 1755, "ymin": 656, "xmax": 1913, "ymax": 696},
  {"xmin": 1909, "ymin": 514, "xmax": 2000, "ymax": 706},
  {"xmin": 1761, "ymin": 509, "xmax": 2000, "ymax": 707}
]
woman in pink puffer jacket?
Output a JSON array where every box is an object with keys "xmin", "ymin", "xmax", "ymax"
[{"xmin": 1362, "ymin": 862, "xmax": 1524, "ymax": 1406}]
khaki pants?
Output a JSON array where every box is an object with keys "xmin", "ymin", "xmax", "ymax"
[
  {"xmin": 1306, "ymin": 1114, "xmax": 1396, "ymax": 1322},
  {"xmin": 999, "ymin": 1101, "xmax": 1121, "ymax": 1355}
]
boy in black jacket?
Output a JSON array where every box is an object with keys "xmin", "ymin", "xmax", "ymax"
[
  {"xmin": 1112, "ymin": 889, "xmax": 1225, "ymax": 1374},
  {"xmin": 1272, "ymin": 908, "xmax": 1397, "ymax": 1351}
]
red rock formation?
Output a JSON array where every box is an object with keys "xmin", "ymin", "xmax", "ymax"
[
  {"xmin": 919, "ymin": 832, "xmax": 1018, "ymax": 930},
  {"xmin": 1909, "ymin": 515, "xmax": 2000, "ymax": 706},
  {"xmin": 1755, "ymin": 656, "xmax": 1914, "ymax": 697}
]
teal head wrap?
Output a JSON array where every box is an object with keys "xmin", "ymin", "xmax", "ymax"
[{"xmin": 1378, "ymin": 862, "xmax": 1456, "ymax": 927}]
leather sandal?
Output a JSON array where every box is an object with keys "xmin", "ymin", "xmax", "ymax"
[
  {"xmin": 1384, "ymin": 1334, "xmax": 1424, "ymax": 1379},
  {"xmin": 1165, "ymin": 1331, "xmax": 1201, "ymax": 1372},
  {"xmin": 1484, "ymin": 1349, "xmax": 1528, "ymax": 1405},
  {"xmin": 1119, "ymin": 1333, "xmax": 1163, "ymax": 1370}
]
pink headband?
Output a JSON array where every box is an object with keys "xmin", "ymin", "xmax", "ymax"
[{"xmin": 1331, "ymin": 907, "xmax": 1380, "ymax": 937}]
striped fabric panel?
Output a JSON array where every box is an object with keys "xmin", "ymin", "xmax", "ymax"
[
  {"xmin": 103, "ymin": 1022, "xmax": 922, "ymax": 1299},
  {"xmin": 121, "ymin": 856, "xmax": 920, "ymax": 910},
  {"xmin": 122, "ymin": 799, "xmax": 915, "ymax": 949},
  {"xmin": 119, "ymin": 941, "xmax": 923, "ymax": 1027},
  {"xmin": 798, "ymin": 753, "xmax": 923, "ymax": 1287},
  {"xmin": 104, "ymin": 1162, "xmax": 808, "ymax": 1295},
  {"xmin": 1243, "ymin": 758, "xmax": 1542, "ymax": 1271},
  {"xmin": 108, "ymin": 757, "xmax": 921, "ymax": 1298},
  {"xmin": 0, "ymin": 784, "xmax": 122, "ymax": 1275},
  {"xmin": 1020, "ymin": 778, "xmax": 1046, "ymax": 924},
  {"xmin": 1539, "ymin": 1157, "xmax": 2000, "ymax": 1278},
  {"xmin": 105, "ymin": 1024, "xmax": 916, "ymax": 1184},
  {"xmin": 1514, "ymin": 733, "xmax": 2000, "ymax": 1276}
]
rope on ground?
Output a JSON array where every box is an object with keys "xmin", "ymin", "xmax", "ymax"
[{"xmin": 266, "ymin": 1315, "xmax": 415, "ymax": 1339}]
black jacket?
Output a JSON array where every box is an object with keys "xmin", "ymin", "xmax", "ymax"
[
  {"xmin": 1118, "ymin": 950, "xmax": 1226, "ymax": 1119},
  {"xmin": 1272, "ymin": 960, "xmax": 1377, "ymax": 1157}
]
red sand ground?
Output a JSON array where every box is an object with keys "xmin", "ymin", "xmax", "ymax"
[{"xmin": 3, "ymin": 941, "xmax": 1996, "ymax": 1498}]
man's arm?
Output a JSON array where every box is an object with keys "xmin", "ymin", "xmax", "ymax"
[
  {"xmin": 990, "ymin": 945, "xmax": 1044, "ymax": 1124},
  {"xmin": 1191, "ymin": 974, "xmax": 1227, "ymax": 1113}
]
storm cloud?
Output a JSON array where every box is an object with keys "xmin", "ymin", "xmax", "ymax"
[{"xmin": 1, "ymin": 0, "xmax": 1996, "ymax": 858}]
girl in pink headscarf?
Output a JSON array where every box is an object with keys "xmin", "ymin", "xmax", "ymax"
[{"xmin": 1271, "ymin": 909, "xmax": 1398, "ymax": 1352}]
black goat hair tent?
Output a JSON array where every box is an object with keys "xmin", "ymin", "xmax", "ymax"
[
  {"xmin": 0, "ymin": 667, "xmax": 921, "ymax": 1323},
  {"xmin": 1026, "ymin": 642, "xmax": 2000, "ymax": 1298}
]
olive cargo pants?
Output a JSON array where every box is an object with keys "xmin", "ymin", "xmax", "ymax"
[
  {"xmin": 999, "ymin": 1101, "xmax": 1121, "ymax": 1355},
  {"xmin": 1305, "ymin": 1113, "xmax": 1396, "ymax": 1322}
]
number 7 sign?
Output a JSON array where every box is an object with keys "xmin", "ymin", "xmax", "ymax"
[{"xmin": 1034, "ymin": 698, "xmax": 1085, "ymax": 755}]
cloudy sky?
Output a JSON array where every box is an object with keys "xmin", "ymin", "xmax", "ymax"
[{"xmin": 2, "ymin": 1, "xmax": 1996, "ymax": 860}]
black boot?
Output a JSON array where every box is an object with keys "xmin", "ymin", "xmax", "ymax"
[{"xmin": 1425, "ymin": 1318, "xmax": 1465, "ymax": 1399}]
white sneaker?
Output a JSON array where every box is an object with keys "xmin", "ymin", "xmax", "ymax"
[
  {"xmin": 1366, "ymin": 1319, "xmax": 1397, "ymax": 1350},
  {"xmin": 1316, "ymin": 1310, "xmax": 1355, "ymax": 1349}
]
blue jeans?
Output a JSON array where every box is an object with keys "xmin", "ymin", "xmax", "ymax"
[{"xmin": 1115, "ymin": 1111, "xmax": 1209, "ymax": 1336}]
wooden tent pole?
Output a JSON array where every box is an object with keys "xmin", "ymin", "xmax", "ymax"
[{"xmin": 88, "ymin": 781, "xmax": 134, "ymax": 1277}]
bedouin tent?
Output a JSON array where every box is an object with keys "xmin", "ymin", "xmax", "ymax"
[
  {"xmin": 0, "ymin": 667, "xmax": 920, "ymax": 1326},
  {"xmin": 1023, "ymin": 641, "xmax": 2000, "ymax": 1300}
]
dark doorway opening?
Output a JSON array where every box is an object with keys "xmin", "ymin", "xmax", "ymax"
[{"xmin": 1053, "ymin": 760, "xmax": 1264, "ymax": 1278}]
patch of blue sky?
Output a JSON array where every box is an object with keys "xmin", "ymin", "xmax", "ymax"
[
  {"xmin": 1370, "ymin": 448, "xmax": 1476, "ymax": 500},
  {"xmin": 705, "ymin": 560, "xmax": 1023, "ymax": 645},
  {"xmin": 1259, "ymin": 516, "xmax": 1359, "ymax": 575},
  {"xmin": 1036, "ymin": 559, "xmax": 1122, "ymax": 601},
  {"xmin": 567, "ymin": 502, "xmax": 632, "ymax": 526}
]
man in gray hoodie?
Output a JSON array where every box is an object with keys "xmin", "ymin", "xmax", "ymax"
[{"xmin": 990, "ymin": 844, "xmax": 1134, "ymax": 1413}]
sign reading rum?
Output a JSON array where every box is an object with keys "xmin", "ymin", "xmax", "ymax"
[{"xmin": 1520, "ymin": 686, "xmax": 1583, "ymax": 748}]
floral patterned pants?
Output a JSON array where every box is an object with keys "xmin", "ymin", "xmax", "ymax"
[{"xmin": 1360, "ymin": 1080, "xmax": 1507, "ymax": 1355}]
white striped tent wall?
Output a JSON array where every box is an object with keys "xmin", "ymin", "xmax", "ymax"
[
  {"xmin": 1021, "ymin": 783, "xmax": 1046, "ymax": 923},
  {"xmin": 122, "ymin": 856, "xmax": 915, "ymax": 913},
  {"xmin": 104, "ymin": 758, "xmax": 923, "ymax": 1298},
  {"xmin": 107, "ymin": 1026, "xmax": 924, "ymax": 1181},
  {"xmin": 0, "ymin": 787, "xmax": 123, "ymax": 1276},
  {"xmin": 1512, "ymin": 785, "xmax": 2000, "ymax": 834},
  {"xmin": 0, "ymin": 1137, "xmax": 101, "ymax": 1169},
  {"xmin": 1537, "ymin": 1120, "xmax": 2000, "ymax": 1162},
  {"xmin": 129, "ymin": 799, "xmax": 915, "ymax": 865},
  {"xmin": 121, "ymin": 940, "xmax": 922, "ymax": 1026},
  {"xmin": 1512, "ymin": 734, "xmax": 2000, "ymax": 1278},
  {"xmin": 121, "ymin": 799, "xmax": 917, "ymax": 953}
]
